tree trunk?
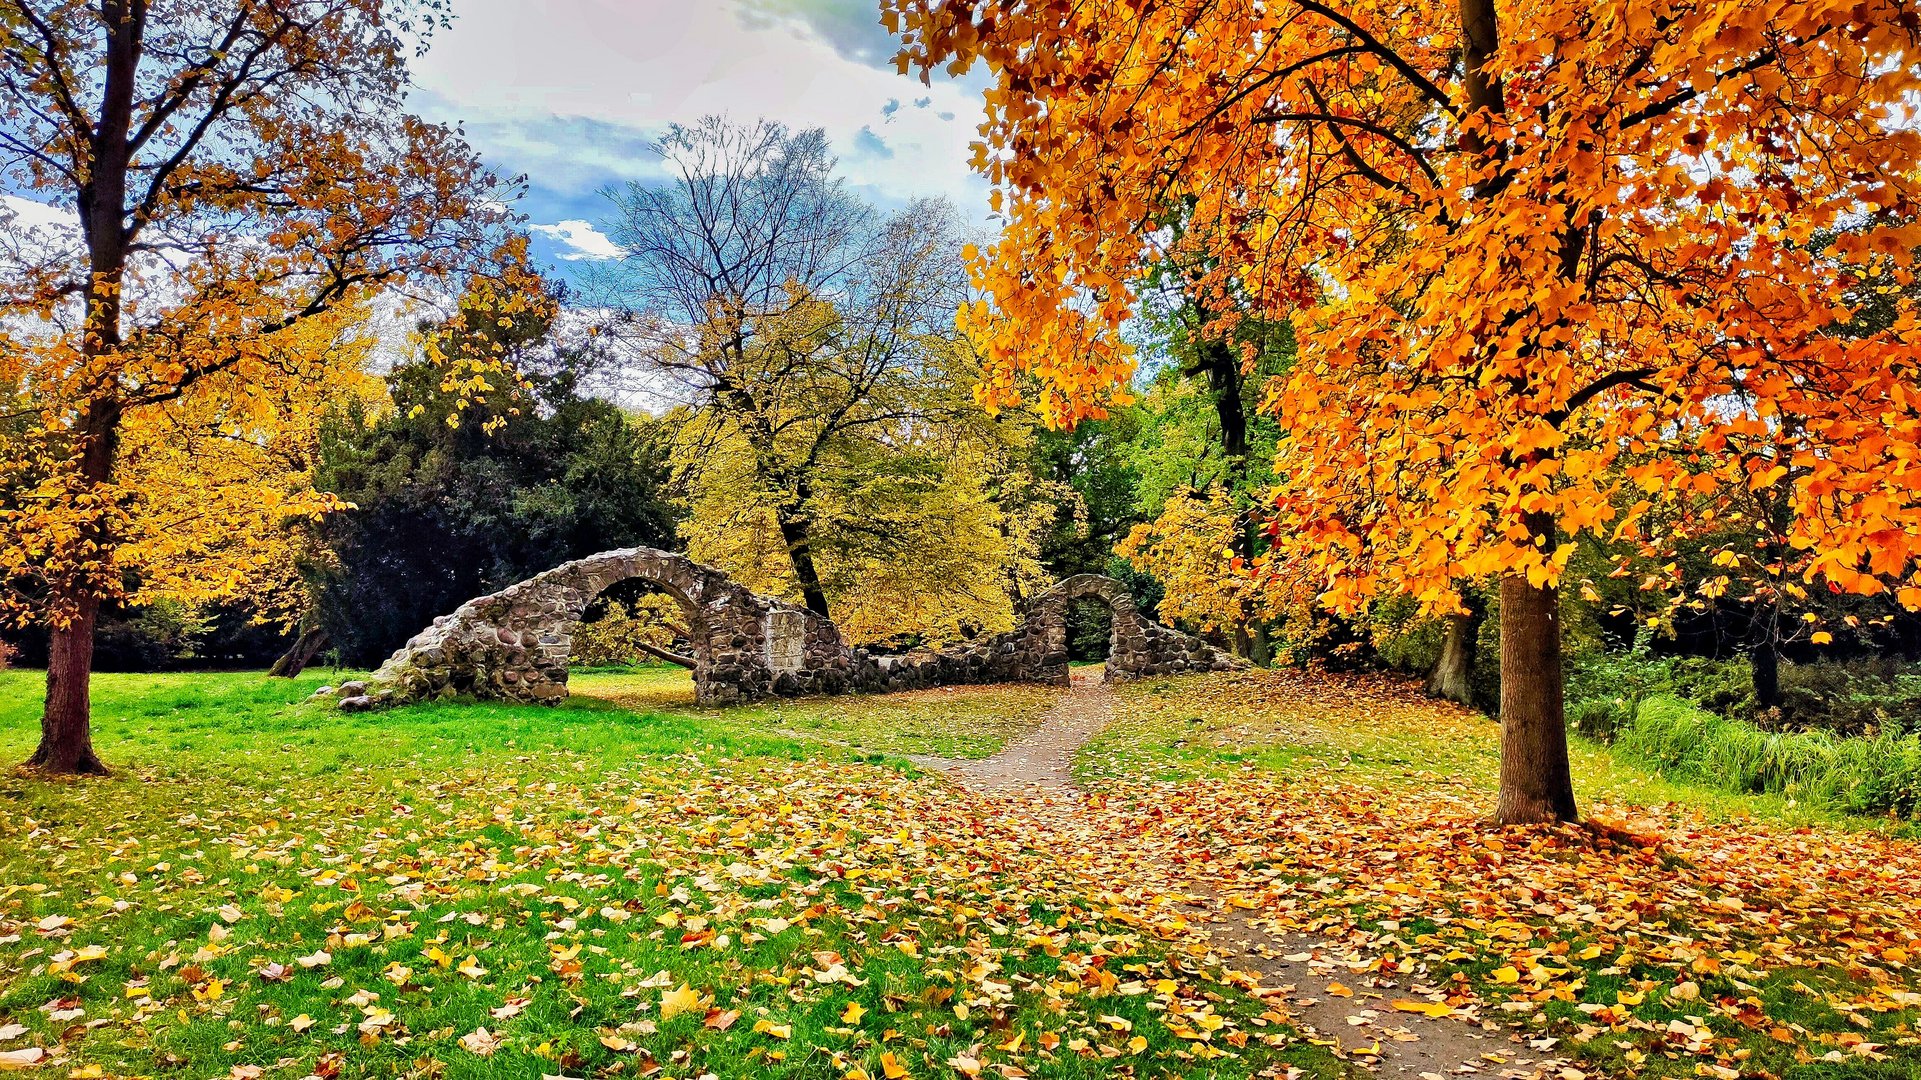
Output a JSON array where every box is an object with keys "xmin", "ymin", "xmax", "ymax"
[
  {"xmin": 775, "ymin": 509, "xmax": 831, "ymax": 617},
  {"xmin": 1750, "ymin": 602, "xmax": 1780, "ymax": 709},
  {"xmin": 1495, "ymin": 568, "xmax": 1578, "ymax": 823},
  {"xmin": 269, "ymin": 624, "xmax": 331, "ymax": 678},
  {"xmin": 30, "ymin": 592, "xmax": 109, "ymax": 776},
  {"xmin": 1425, "ymin": 610, "xmax": 1477, "ymax": 706},
  {"xmin": 29, "ymin": 3, "xmax": 142, "ymax": 776},
  {"xmin": 1250, "ymin": 620, "xmax": 1273, "ymax": 668},
  {"xmin": 28, "ymin": 396, "xmax": 122, "ymax": 776},
  {"xmin": 635, "ymin": 642, "xmax": 697, "ymax": 669}
]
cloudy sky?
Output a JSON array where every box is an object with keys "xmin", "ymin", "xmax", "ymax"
[{"xmin": 409, "ymin": 0, "xmax": 991, "ymax": 273}]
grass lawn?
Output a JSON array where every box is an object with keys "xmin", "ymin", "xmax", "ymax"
[
  {"xmin": 0, "ymin": 668, "xmax": 1339, "ymax": 1080},
  {"xmin": 575, "ymin": 665, "xmax": 1062, "ymax": 761},
  {"xmin": 5, "ymin": 665, "xmax": 1920, "ymax": 1079}
]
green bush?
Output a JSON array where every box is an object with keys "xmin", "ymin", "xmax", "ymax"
[
  {"xmin": 1615, "ymin": 695, "xmax": 1921, "ymax": 819},
  {"xmin": 1772, "ymin": 659, "xmax": 1921, "ymax": 735},
  {"xmin": 1569, "ymin": 697, "xmax": 1633, "ymax": 743}
]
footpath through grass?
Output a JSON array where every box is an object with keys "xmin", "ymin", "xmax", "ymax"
[{"xmin": 0, "ymin": 669, "xmax": 1339, "ymax": 1080}]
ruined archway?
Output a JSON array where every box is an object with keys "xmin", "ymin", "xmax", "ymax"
[
  {"xmin": 1000, "ymin": 574, "xmax": 1238, "ymax": 685},
  {"xmin": 331, "ymin": 547, "xmax": 852, "ymax": 710},
  {"xmin": 323, "ymin": 554, "xmax": 1239, "ymax": 711}
]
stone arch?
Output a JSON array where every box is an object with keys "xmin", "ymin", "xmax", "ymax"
[
  {"xmin": 1003, "ymin": 574, "xmax": 1240, "ymax": 684},
  {"xmin": 339, "ymin": 547, "xmax": 853, "ymax": 709}
]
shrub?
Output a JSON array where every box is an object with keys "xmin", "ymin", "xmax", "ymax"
[
  {"xmin": 1569, "ymin": 697, "xmax": 1634, "ymax": 743},
  {"xmin": 1771, "ymin": 659, "xmax": 1921, "ymax": 736},
  {"xmin": 0, "ymin": 638, "xmax": 15, "ymax": 669},
  {"xmin": 1615, "ymin": 695, "xmax": 1921, "ymax": 820}
]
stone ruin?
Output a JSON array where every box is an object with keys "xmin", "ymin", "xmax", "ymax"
[{"xmin": 317, "ymin": 548, "xmax": 1242, "ymax": 711}]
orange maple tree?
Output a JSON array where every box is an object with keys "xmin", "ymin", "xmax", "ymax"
[
  {"xmin": 0, "ymin": 0, "xmax": 524, "ymax": 774},
  {"xmin": 889, "ymin": 0, "xmax": 1921, "ymax": 821}
]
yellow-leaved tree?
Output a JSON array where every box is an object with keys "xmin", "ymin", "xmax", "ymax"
[
  {"xmin": 600, "ymin": 118, "xmax": 1068, "ymax": 641},
  {"xmin": 100, "ymin": 307, "xmax": 382, "ymax": 632},
  {"xmin": 890, "ymin": 0, "xmax": 1921, "ymax": 822},
  {"xmin": 0, "ymin": 0, "xmax": 524, "ymax": 774}
]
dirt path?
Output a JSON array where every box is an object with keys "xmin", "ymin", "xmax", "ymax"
[{"xmin": 921, "ymin": 673, "xmax": 1560, "ymax": 1080}]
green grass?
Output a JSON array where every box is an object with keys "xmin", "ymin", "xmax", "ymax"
[
  {"xmin": 0, "ymin": 669, "xmax": 1342, "ymax": 1080},
  {"xmin": 1616, "ymin": 694, "xmax": 1921, "ymax": 821},
  {"xmin": 575, "ymin": 664, "xmax": 1061, "ymax": 761},
  {"xmin": 1089, "ymin": 670, "xmax": 1921, "ymax": 833}
]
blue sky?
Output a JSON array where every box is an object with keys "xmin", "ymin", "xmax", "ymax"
[{"xmin": 407, "ymin": 0, "xmax": 992, "ymax": 276}]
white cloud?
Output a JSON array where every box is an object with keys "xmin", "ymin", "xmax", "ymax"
[
  {"xmin": 530, "ymin": 219, "xmax": 625, "ymax": 261},
  {"xmin": 412, "ymin": 0, "xmax": 989, "ymax": 215},
  {"xmin": 2, "ymin": 194, "xmax": 77, "ymax": 237}
]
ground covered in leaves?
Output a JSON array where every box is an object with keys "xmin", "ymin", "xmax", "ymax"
[{"xmin": 2, "ymin": 666, "xmax": 1918, "ymax": 1080}]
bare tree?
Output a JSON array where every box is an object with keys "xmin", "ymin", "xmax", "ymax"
[{"xmin": 593, "ymin": 117, "xmax": 974, "ymax": 617}]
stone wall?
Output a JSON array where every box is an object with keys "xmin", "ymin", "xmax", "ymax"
[{"xmin": 317, "ymin": 550, "xmax": 1241, "ymax": 712}]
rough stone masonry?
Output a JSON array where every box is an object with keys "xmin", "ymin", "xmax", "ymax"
[{"xmin": 316, "ymin": 547, "xmax": 1242, "ymax": 711}]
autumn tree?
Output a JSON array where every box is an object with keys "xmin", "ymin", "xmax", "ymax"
[
  {"xmin": 891, "ymin": 0, "xmax": 1921, "ymax": 822},
  {"xmin": 596, "ymin": 118, "xmax": 1020, "ymax": 622},
  {"xmin": 0, "ymin": 0, "xmax": 522, "ymax": 774}
]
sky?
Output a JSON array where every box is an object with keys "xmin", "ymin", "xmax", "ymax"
[{"xmin": 408, "ymin": 0, "xmax": 992, "ymax": 274}]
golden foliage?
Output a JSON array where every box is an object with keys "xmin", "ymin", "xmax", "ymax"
[
  {"xmin": 2, "ymin": 308, "xmax": 378, "ymax": 629},
  {"xmin": 889, "ymin": 0, "xmax": 1921, "ymax": 614}
]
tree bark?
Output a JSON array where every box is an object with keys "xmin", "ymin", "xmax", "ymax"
[
  {"xmin": 30, "ymin": 397, "xmax": 122, "ymax": 775},
  {"xmin": 635, "ymin": 642, "xmax": 697, "ymax": 669},
  {"xmin": 775, "ymin": 509, "xmax": 831, "ymax": 617},
  {"xmin": 1495, "ymin": 563, "xmax": 1578, "ymax": 824},
  {"xmin": 1425, "ymin": 610, "xmax": 1477, "ymax": 706},
  {"xmin": 1750, "ymin": 601, "xmax": 1780, "ymax": 709},
  {"xmin": 30, "ymin": 592, "xmax": 109, "ymax": 776},
  {"xmin": 269, "ymin": 624, "xmax": 331, "ymax": 678}
]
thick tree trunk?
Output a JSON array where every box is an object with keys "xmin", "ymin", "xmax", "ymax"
[
  {"xmin": 29, "ymin": 397, "xmax": 122, "ymax": 776},
  {"xmin": 1425, "ymin": 610, "xmax": 1477, "ymax": 706},
  {"xmin": 269, "ymin": 624, "xmax": 331, "ymax": 678},
  {"xmin": 1495, "ymin": 568, "xmax": 1578, "ymax": 824},
  {"xmin": 30, "ymin": 592, "xmax": 109, "ymax": 776},
  {"xmin": 775, "ymin": 510, "xmax": 831, "ymax": 617}
]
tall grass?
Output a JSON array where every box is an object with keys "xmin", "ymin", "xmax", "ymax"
[{"xmin": 1616, "ymin": 695, "xmax": 1921, "ymax": 819}]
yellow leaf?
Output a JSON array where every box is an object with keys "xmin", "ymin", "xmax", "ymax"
[
  {"xmin": 841, "ymin": 1001, "xmax": 866, "ymax": 1025},
  {"xmin": 880, "ymin": 1050, "xmax": 910, "ymax": 1078},
  {"xmin": 661, "ymin": 983, "xmax": 702, "ymax": 1021},
  {"xmin": 1391, "ymin": 999, "xmax": 1452, "ymax": 1018},
  {"xmin": 1491, "ymin": 966, "xmax": 1521, "ymax": 984}
]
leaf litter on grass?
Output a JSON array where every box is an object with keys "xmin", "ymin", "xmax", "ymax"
[
  {"xmin": 4, "ymin": 668, "xmax": 1920, "ymax": 1079},
  {"xmin": 0, "ymin": 749, "xmax": 1339, "ymax": 1079}
]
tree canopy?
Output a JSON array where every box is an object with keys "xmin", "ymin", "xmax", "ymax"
[{"xmin": 889, "ymin": 0, "xmax": 1921, "ymax": 821}]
